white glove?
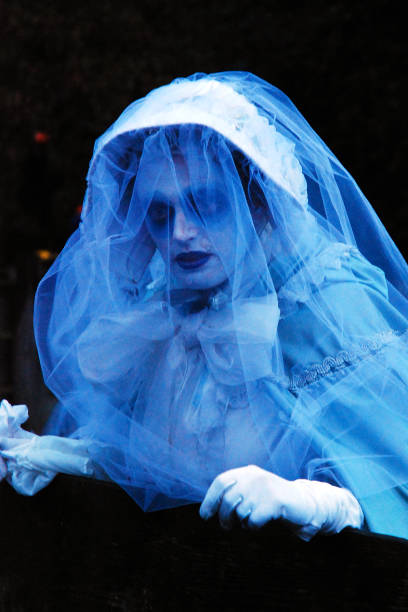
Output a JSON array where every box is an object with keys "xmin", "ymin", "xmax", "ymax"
[
  {"xmin": 0, "ymin": 399, "xmax": 104, "ymax": 496},
  {"xmin": 199, "ymin": 465, "xmax": 363, "ymax": 541}
]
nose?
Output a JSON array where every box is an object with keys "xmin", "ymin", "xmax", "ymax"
[{"xmin": 172, "ymin": 207, "xmax": 198, "ymax": 242}]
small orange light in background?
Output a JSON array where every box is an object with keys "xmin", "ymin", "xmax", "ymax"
[
  {"xmin": 36, "ymin": 249, "xmax": 53, "ymax": 261},
  {"xmin": 34, "ymin": 131, "xmax": 50, "ymax": 144},
  {"xmin": 75, "ymin": 205, "xmax": 83, "ymax": 215}
]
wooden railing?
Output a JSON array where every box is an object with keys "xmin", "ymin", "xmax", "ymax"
[{"xmin": 1, "ymin": 475, "xmax": 408, "ymax": 611}]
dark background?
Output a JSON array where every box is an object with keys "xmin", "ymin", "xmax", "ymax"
[
  {"xmin": 1, "ymin": 0, "xmax": 407, "ymax": 258},
  {"xmin": 0, "ymin": 0, "xmax": 407, "ymax": 418},
  {"xmin": 1, "ymin": 9, "xmax": 408, "ymax": 607}
]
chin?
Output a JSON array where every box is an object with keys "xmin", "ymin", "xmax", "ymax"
[
  {"xmin": 173, "ymin": 269, "xmax": 228, "ymax": 291},
  {"xmin": 168, "ymin": 254, "xmax": 230, "ymax": 291},
  {"xmin": 177, "ymin": 277, "xmax": 226, "ymax": 290}
]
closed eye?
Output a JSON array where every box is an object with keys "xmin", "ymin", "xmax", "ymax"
[
  {"xmin": 190, "ymin": 188, "xmax": 228, "ymax": 219},
  {"xmin": 147, "ymin": 202, "xmax": 174, "ymax": 225}
]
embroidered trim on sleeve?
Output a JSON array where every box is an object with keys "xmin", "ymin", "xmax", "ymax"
[{"xmin": 289, "ymin": 329, "xmax": 405, "ymax": 391}]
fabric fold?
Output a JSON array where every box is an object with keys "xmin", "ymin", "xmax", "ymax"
[{"xmin": 0, "ymin": 399, "xmax": 103, "ymax": 496}]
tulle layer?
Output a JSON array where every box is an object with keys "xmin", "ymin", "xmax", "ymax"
[{"xmin": 34, "ymin": 72, "xmax": 408, "ymax": 538}]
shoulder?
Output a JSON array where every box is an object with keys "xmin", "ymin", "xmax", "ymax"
[
  {"xmin": 278, "ymin": 242, "xmax": 388, "ymax": 307},
  {"xmin": 277, "ymin": 242, "xmax": 407, "ymax": 373}
]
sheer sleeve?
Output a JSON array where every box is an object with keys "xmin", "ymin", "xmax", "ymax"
[
  {"xmin": 277, "ymin": 244, "xmax": 408, "ymax": 537},
  {"xmin": 32, "ymin": 72, "xmax": 408, "ymax": 537}
]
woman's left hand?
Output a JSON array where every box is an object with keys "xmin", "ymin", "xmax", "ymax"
[
  {"xmin": 199, "ymin": 465, "xmax": 313, "ymax": 530},
  {"xmin": 199, "ymin": 465, "xmax": 364, "ymax": 539}
]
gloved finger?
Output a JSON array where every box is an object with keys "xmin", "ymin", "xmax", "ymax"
[
  {"xmin": 0, "ymin": 436, "xmax": 33, "ymax": 451},
  {"xmin": 246, "ymin": 505, "xmax": 276, "ymax": 530},
  {"xmin": 218, "ymin": 489, "xmax": 244, "ymax": 529},
  {"xmin": 199, "ymin": 474, "xmax": 237, "ymax": 520},
  {"xmin": 235, "ymin": 498, "xmax": 254, "ymax": 526}
]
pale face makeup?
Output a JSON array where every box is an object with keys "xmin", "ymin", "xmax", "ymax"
[{"xmin": 141, "ymin": 155, "xmax": 238, "ymax": 290}]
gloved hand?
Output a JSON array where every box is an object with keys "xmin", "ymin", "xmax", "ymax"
[
  {"xmin": 0, "ymin": 399, "xmax": 104, "ymax": 495},
  {"xmin": 199, "ymin": 465, "xmax": 363, "ymax": 541}
]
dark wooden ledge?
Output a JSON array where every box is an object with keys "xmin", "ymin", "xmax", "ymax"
[{"xmin": 1, "ymin": 475, "xmax": 408, "ymax": 611}]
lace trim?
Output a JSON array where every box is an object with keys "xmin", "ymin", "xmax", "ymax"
[
  {"xmin": 91, "ymin": 78, "xmax": 308, "ymax": 207},
  {"xmin": 289, "ymin": 329, "xmax": 405, "ymax": 392}
]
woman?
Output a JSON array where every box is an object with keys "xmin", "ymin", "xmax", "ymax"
[{"xmin": 2, "ymin": 72, "xmax": 408, "ymax": 540}]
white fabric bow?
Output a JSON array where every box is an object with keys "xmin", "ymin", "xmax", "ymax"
[{"xmin": 78, "ymin": 293, "xmax": 280, "ymax": 387}]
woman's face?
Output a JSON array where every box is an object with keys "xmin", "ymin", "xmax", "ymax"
[{"xmin": 140, "ymin": 155, "xmax": 239, "ymax": 290}]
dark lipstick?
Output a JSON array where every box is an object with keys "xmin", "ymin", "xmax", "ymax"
[{"xmin": 175, "ymin": 251, "xmax": 211, "ymax": 270}]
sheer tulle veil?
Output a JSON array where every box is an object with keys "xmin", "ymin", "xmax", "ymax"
[{"xmin": 34, "ymin": 72, "xmax": 408, "ymax": 537}]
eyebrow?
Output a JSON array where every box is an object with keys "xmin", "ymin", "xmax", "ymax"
[
  {"xmin": 149, "ymin": 188, "xmax": 193, "ymax": 208},
  {"xmin": 151, "ymin": 186, "xmax": 224, "ymax": 204}
]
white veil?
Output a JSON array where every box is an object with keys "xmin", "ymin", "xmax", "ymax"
[{"xmin": 34, "ymin": 72, "xmax": 408, "ymax": 537}]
